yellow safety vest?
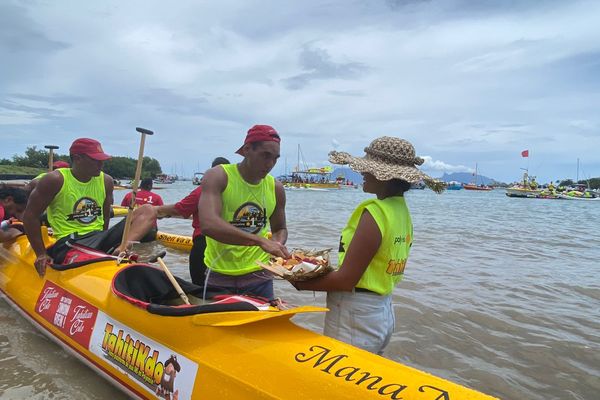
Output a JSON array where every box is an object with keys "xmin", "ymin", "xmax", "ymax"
[
  {"xmin": 47, "ymin": 168, "xmax": 105, "ymax": 239},
  {"xmin": 339, "ymin": 196, "xmax": 413, "ymax": 295},
  {"xmin": 204, "ymin": 164, "xmax": 276, "ymax": 275}
]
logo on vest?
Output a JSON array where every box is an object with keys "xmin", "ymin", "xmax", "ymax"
[
  {"xmin": 231, "ymin": 202, "xmax": 266, "ymax": 234},
  {"xmin": 68, "ymin": 197, "xmax": 102, "ymax": 224}
]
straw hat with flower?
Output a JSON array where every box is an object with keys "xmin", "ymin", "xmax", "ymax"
[{"xmin": 329, "ymin": 136, "xmax": 445, "ymax": 193}]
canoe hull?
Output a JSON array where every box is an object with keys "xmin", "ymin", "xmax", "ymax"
[{"xmin": 1, "ymin": 235, "xmax": 497, "ymax": 399}]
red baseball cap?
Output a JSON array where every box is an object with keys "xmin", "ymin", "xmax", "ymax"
[
  {"xmin": 235, "ymin": 125, "xmax": 280, "ymax": 155},
  {"xmin": 69, "ymin": 138, "xmax": 111, "ymax": 161},
  {"xmin": 52, "ymin": 161, "xmax": 70, "ymax": 169}
]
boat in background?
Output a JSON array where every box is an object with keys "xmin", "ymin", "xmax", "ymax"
[
  {"xmin": 557, "ymin": 193, "xmax": 600, "ymax": 201},
  {"xmin": 286, "ymin": 166, "xmax": 340, "ymax": 190},
  {"xmin": 153, "ymin": 174, "xmax": 176, "ymax": 185},
  {"xmin": 446, "ymin": 181, "xmax": 463, "ymax": 190},
  {"xmin": 463, "ymin": 183, "xmax": 492, "ymax": 191},
  {"xmin": 505, "ymin": 170, "xmax": 542, "ymax": 198},
  {"xmin": 557, "ymin": 186, "xmax": 600, "ymax": 201},
  {"xmin": 192, "ymin": 172, "xmax": 203, "ymax": 185},
  {"xmin": 336, "ymin": 175, "xmax": 358, "ymax": 189},
  {"xmin": 463, "ymin": 164, "xmax": 492, "ymax": 191},
  {"xmin": 281, "ymin": 145, "xmax": 340, "ymax": 190}
]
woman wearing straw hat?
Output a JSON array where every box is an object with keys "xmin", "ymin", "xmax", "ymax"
[{"xmin": 293, "ymin": 136, "xmax": 444, "ymax": 355}]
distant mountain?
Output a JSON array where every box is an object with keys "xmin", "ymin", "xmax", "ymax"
[
  {"xmin": 439, "ymin": 172, "xmax": 498, "ymax": 185},
  {"xmin": 333, "ymin": 169, "xmax": 503, "ymax": 186},
  {"xmin": 332, "ymin": 168, "xmax": 363, "ymax": 184}
]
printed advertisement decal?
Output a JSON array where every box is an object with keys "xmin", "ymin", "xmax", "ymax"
[
  {"xmin": 89, "ymin": 312, "xmax": 198, "ymax": 399},
  {"xmin": 35, "ymin": 281, "xmax": 98, "ymax": 348}
]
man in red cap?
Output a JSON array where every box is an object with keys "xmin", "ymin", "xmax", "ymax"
[
  {"xmin": 198, "ymin": 125, "xmax": 289, "ymax": 299},
  {"xmin": 24, "ymin": 138, "xmax": 156, "ymax": 276},
  {"xmin": 52, "ymin": 160, "xmax": 70, "ymax": 169}
]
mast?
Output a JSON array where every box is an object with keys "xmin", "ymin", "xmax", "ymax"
[{"xmin": 576, "ymin": 158, "xmax": 579, "ymax": 183}]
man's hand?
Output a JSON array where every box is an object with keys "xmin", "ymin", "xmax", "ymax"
[
  {"xmin": 34, "ymin": 254, "xmax": 53, "ymax": 277},
  {"xmin": 259, "ymin": 238, "xmax": 290, "ymax": 259}
]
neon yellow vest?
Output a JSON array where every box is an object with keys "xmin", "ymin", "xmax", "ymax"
[
  {"xmin": 338, "ymin": 196, "xmax": 413, "ymax": 295},
  {"xmin": 204, "ymin": 164, "xmax": 276, "ymax": 275},
  {"xmin": 47, "ymin": 168, "xmax": 106, "ymax": 239}
]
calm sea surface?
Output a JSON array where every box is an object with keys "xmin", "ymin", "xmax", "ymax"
[{"xmin": 1, "ymin": 181, "xmax": 599, "ymax": 399}]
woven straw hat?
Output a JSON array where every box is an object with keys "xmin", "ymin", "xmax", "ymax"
[{"xmin": 329, "ymin": 136, "xmax": 445, "ymax": 193}]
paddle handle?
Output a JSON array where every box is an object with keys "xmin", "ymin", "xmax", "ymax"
[
  {"xmin": 130, "ymin": 133, "xmax": 147, "ymax": 198},
  {"xmin": 45, "ymin": 145, "xmax": 59, "ymax": 173},
  {"xmin": 117, "ymin": 128, "xmax": 151, "ymax": 253},
  {"xmin": 157, "ymin": 257, "xmax": 190, "ymax": 305}
]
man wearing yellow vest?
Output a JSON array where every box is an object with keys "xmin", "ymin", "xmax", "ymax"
[
  {"xmin": 199, "ymin": 125, "xmax": 290, "ymax": 299},
  {"xmin": 292, "ymin": 136, "xmax": 444, "ymax": 355},
  {"xmin": 23, "ymin": 138, "xmax": 156, "ymax": 277}
]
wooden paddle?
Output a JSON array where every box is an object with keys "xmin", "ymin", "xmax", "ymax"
[
  {"xmin": 44, "ymin": 145, "xmax": 59, "ymax": 173},
  {"xmin": 116, "ymin": 127, "xmax": 153, "ymax": 254},
  {"xmin": 157, "ymin": 257, "xmax": 190, "ymax": 305}
]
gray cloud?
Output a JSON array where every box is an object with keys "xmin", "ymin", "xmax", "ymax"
[
  {"xmin": 9, "ymin": 93, "xmax": 87, "ymax": 104},
  {"xmin": 0, "ymin": 3, "xmax": 68, "ymax": 53},
  {"xmin": 282, "ymin": 45, "xmax": 369, "ymax": 90},
  {"xmin": 328, "ymin": 89, "xmax": 366, "ymax": 97},
  {"xmin": 0, "ymin": 3, "xmax": 69, "ymax": 87}
]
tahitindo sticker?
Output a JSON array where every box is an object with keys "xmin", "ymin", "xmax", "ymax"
[
  {"xmin": 89, "ymin": 312, "xmax": 198, "ymax": 400},
  {"xmin": 35, "ymin": 281, "xmax": 98, "ymax": 348}
]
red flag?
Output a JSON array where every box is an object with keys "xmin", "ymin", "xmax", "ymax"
[{"xmin": 521, "ymin": 150, "xmax": 529, "ymax": 157}]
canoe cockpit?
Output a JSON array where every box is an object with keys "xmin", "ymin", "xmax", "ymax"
[{"xmin": 111, "ymin": 264, "xmax": 272, "ymax": 316}]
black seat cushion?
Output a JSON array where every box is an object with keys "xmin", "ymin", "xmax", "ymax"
[{"xmin": 112, "ymin": 264, "xmax": 261, "ymax": 316}]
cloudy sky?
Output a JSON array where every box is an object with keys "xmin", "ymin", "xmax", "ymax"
[{"xmin": 1, "ymin": 0, "xmax": 599, "ymax": 183}]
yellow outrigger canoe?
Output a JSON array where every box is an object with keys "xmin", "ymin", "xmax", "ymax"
[
  {"xmin": 154, "ymin": 231, "xmax": 272, "ymax": 253},
  {"xmin": 0, "ymin": 233, "xmax": 497, "ymax": 399},
  {"xmin": 111, "ymin": 205, "xmax": 130, "ymax": 217},
  {"xmin": 156, "ymin": 231, "xmax": 193, "ymax": 252}
]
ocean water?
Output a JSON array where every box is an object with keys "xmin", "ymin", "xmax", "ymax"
[{"xmin": 1, "ymin": 182, "xmax": 599, "ymax": 399}]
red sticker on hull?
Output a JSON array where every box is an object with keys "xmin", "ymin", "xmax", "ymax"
[{"xmin": 35, "ymin": 281, "xmax": 98, "ymax": 349}]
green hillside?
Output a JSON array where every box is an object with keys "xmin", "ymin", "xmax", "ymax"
[{"xmin": 0, "ymin": 165, "xmax": 45, "ymax": 175}]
